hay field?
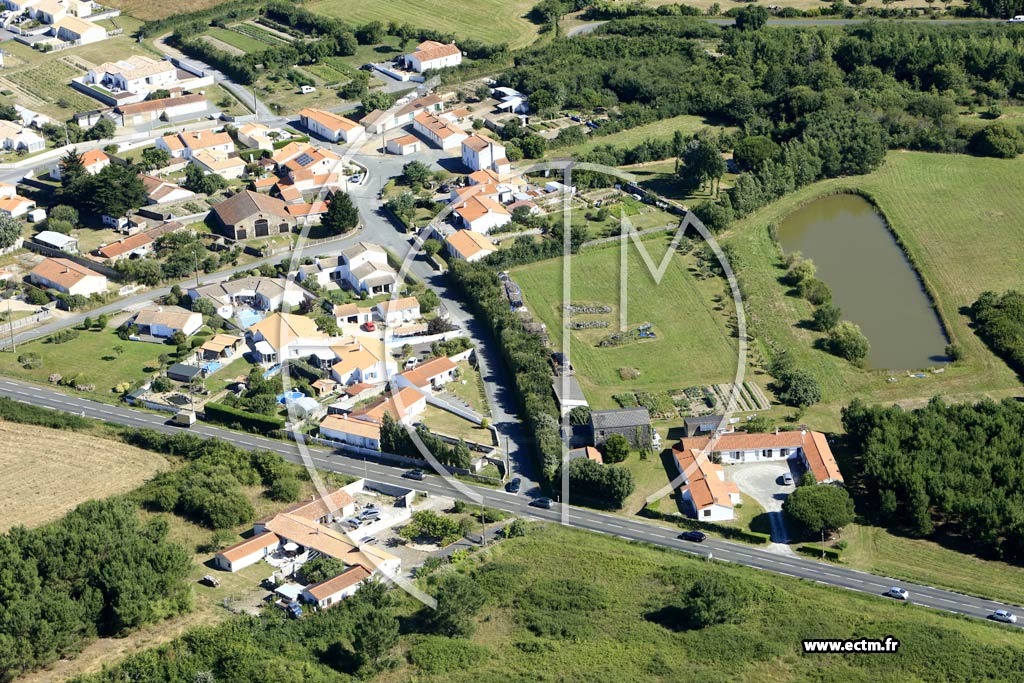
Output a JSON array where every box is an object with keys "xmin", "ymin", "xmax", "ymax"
[{"xmin": 0, "ymin": 420, "xmax": 168, "ymax": 531}]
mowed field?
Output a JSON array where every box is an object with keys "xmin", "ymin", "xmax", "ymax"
[
  {"xmin": 308, "ymin": 0, "xmax": 541, "ymax": 47},
  {"xmin": 0, "ymin": 420, "xmax": 168, "ymax": 532},
  {"xmin": 513, "ymin": 236, "xmax": 740, "ymax": 408},
  {"xmin": 723, "ymin": 151, "xmax": 1024, "ymax": 428},
  {"xmin": 550, "ymin": 114, "xmax": 732, "ymax": 157}
]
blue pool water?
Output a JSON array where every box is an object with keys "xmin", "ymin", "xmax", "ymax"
[
  {"xmin": 201, "ymin": 360, "xmax": 223, "ymax": 374},
  {"xmin": 277, "ymin": 390, "xmax": 305, "ymax": 404},
  {"xmin": 237, "ymin": 309, "xmax": 264, "ymax": 329}
]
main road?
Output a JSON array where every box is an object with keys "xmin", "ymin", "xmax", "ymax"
[{"xmin": 1, "ymin": 375, "xmax": 1020, "ymax": 629}]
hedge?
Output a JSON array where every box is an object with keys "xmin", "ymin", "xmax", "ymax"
[
  {"xmin": 639, "ymin": 505, "xmax": 772, "ymax": 544},
  {"xmin": 203, "ymin": 401, "xmax": 284, "ymax": 435},
  {"xmin": 796, "ymin": 544, "xmax": 843, "ymax": 562}
]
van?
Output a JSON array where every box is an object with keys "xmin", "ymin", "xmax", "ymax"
[
  {"xmin": 1009, "ymin": 15, "xmax": 1024, "ymax": 22},
  {"xmin": 358, "ymin": 508, "xmax": 381, "ymax": 521},
  {"xmin": 173, "ymin": 410, "xmax": 196, "ymax": 427}
]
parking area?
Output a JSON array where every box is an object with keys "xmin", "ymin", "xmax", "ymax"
[{"xmin": 727, "ymin": 460, "xmax": 801, "ymax": 544}]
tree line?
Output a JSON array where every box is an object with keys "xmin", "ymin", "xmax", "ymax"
[
  {"xmin": 969, "ymin": 290, "xmax": 1024, "ymax": 377},
  {"xmin": 842, "ymin": 396, "xmax": 1024, "ymax": 560}
]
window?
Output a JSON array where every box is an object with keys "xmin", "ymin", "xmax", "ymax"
[
  {"xmin": 763, "ymin": 449, "xmax": 771, "ymax": 458},
  {"xmin": 703, "ymin": 509, "xmax": 711, "ymax": 517},
  {"xmin": 781, "ymin": 448, "xmax": 790, "ymax": 457}
]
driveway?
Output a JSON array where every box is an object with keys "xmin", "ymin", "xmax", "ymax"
[{"xmin": 727, "ymin": 460, "xmax": 800, "ymax": 545}]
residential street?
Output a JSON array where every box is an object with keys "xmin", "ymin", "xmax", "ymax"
[{"xmin": 0, "ymin": 374, "xmax": 1019, "ymax": 629}]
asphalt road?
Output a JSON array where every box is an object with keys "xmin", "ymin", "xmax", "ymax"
[{"xmin": 1, "ymin": 375, "xmax": 1021, "ymax": 629}]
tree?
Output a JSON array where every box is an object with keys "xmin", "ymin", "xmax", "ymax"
[
  {"xmin": 422, "ymin": 238, "xmax": 442, "ymax": 258},
  {"xmin": 681, "ymin": 573, "xmax": 754, "ymax": 628},
  {"xmin": 427, "ymin": 574, "xmax": 487, "ymax": 637},
  {"xmin": 970, "ymin": 122, "xmax": 1024, "ymax": 159},
  {"xmin": 361, "ymin": 90, "xmax": 394, "ymax": 112},
  {"xmin": 518, "ymin": 134, "xmax": 547, "ymax": 159},
  {"xmin": 733, "ymin": 135, "xmax": 781, "ymax": 172},
  {"xmin": 300, "ymin": 556, "xmax": 348, "ymax": 584},
  {"xmin": 353, "ymin": 610, "xmax": 399, "ymax": 670},
  {"xmin": 268, "ymin": 476, "xmax": 301, "ymax": 502},
  {"xmin": 48, "ymin": 205, "xmax": 79, "ymax": 226},
  {"xmin": 782, "ymin": 484, "xmax": 855, "ymax": 535},
  {"xmin": 0, "ymin": 214, "xmax": 21, "ymax": 251},
  {"xmin": 776, "ymin": 368, "xmax": 821, "ymax": 408},
  {"xmin": 474, "ymin": 83, "xmax": 491, "ymax": 101},
  {"xmin": 88, "ymin": 118, "xmax": 116, "ymax": 141},
  {"xmin": 811, "ymin": 302, "xmax": 842, "ymax": 332},
  {"xmin": 602, "ymin": 433, "xmax": 630, "ymax": 463},
  {"xmin": 183, "ymin": 164, "xmax": 227, "ymax": 195},
  {"xmin": 320, "ymin": 191, "xmax": 359, "ymax": 234},
  {"xmin": 401, "ymin": 160, "xmax": 432, "ymax": 185},
  {"xmin": 786, "ymin": 257, "xmax": 815, "ymax": 286},
  {"xmin": 828, "ymin": 320, "xmax": 870, "ymax": 364},
  {"xmin": 139, "ymin": 147, "xmax": 171, "ymax": 172},
  {"xmin": 46, "ymin": 219, "xmax": 74, "ymax": 235},
  {"xmin": 57, "ymin": 149, "xmax": 85, "ymax": 188},
  {"xmin": 735, "ymin": 4, "xmax": 768, "ymax": 30},
  {"xmin": 88, "ymin": 164, "xmax": 146, "ymax": 218},
  {"xmin": 416, "ymin": 288, "xmax": 440, "ymax": 313},
  {"xmin": 945, "ymin": 343, "xmax": 963, "ymax": 362}
]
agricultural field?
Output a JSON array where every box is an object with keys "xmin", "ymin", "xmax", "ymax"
[
  {"xmin": 551, "ymin": 114, "xmax": 732, "ymax": 157},
  {"xmin": 308, "ymin": 0, "xmax": 542, "ymax": 48},
  {"xmin": 203, "ymin": 23, "xmax": 288, "ymax": 54},
  {"xmin": 103, "ymin": 0, "xmax": 227, "ymax": 20},
  {"xmin": 513, "ymin": 234, "xmax": 743, "ymax": 408},
  {"xmin": 722, "ymin": 151, "xmax": 1024, "ymax": 428},
  {"xmin": 0, "ymin": 420, "xmax": 168, "ymax": 532},
  {"xmin": 2, "ymin": 60, "xmax": 96, "ymax": 119}
]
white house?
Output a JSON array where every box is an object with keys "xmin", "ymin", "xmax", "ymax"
[
  {"xmin": 319, "ymin": 414, "xmax": 381, "ymax": 450},
  {"xmin": 386, "ymin": 134, "xmax": 421, "ymax": 156},
  {"xmin": 0, "ymin": 120, "xmax": 45, "ymax": 153},
  {"xmin": 446, "ymin": 229, "xmax": 497, "ymax": 263},
  {"xmin": 361, "ymin": 94, "xmax": 443, "ymax": 134},
  {"xmin": 132, "ymin": 306, "xmax": 203, "ymax": 338},
  {"xmin": 302, "ymin": 565, "xmax": 371, "ymax": 610},
  {"xmin": 405, "ymin": 40, "xmax": 462, "ymax": 72},
  {"xmin": 392, "ymin": 356, "xmax": 457, "ymax": 394},
  {"xmin": 461, "ymin": 133, "xmax": 510, "ymax": 173},
  {"xmin": 32, "ymin": 230, "xmax": 78, "ymax": 253},
  {"xmin": 213, "ymin": 532, "xmax": 280, "ymax": 572},
  {"xmin": 85, "ymin": 55, "xmax": 177, "ymax": 100},
  {"xmin": 29, "ymin": 257, "xmax": 107, "ymax": 296},
  {"xmin": 350, "ymin": 386, "xmax": 427, "ymax": 426},
  {"xmin": 452, "ymin": 193, "xmax": 511, "ymax": 233},
  {"xmin": 676, "ymin": 430, "xmax": 844, "ymax": 483},
  {"xmin": 0, "ymin": 191, "xmax": 35, "ymax": 218},
  {"xmin": 296, "ymin": 242, "xmax": 398, "ymax": 295},
  {"xmin": 374, "ymin": 296, "xmax": 420, "ymax": 326},
  {"xmin": 236, "ymin": 122, "xmax": 291, "ymax": 151},
  {"xmin": 156, "ymin": 129, "xmax": 234, "ymax": 160},
  {"xmin": 94, "ymin": 232, "xmax": 153, "ymax": 262},
  {"xmin": 299, "ymin": 108, "xmax": 364, "ymax": 144},
  {"xmin": 333, "ymin": 302, "xmax": 373, "ymax": 326},
  {"xmin": 412, "ymin": 110, "xmax": 466, "ymax": 150},
  {"xmin": 189, "ymin": 276, "xmax": 309, "ymax": 319},
  {"xmin": 53, "ymin": 15, "xmax": 106, "ymax": 44},
  {"xmin": 50, "ymin": 149, "xmax": 109, "ymax": 181},
  {"xmin": 247, "ymin": 312, "xmax": 328, "ymax": 363},
  {"xmin": 330, "ymin": 340, "xmax": 391, "ymax": 386},
  {"xmin": 191, "ymin": 151, "xmax": 246, "ymax": 180},
  {"xmin": 673, "ymin": 445, "xmax": 741, "ymax": 521},
  {"xmin": 140, "ymin": 175, "xmax": 195, "ymax": 205}
]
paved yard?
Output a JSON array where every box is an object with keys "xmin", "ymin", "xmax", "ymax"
[{"xmin": 727, "ymin": 460, "xmax": 800, "ymax": 544}]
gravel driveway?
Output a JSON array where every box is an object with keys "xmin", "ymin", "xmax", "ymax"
[{"xmin": 727, "ymin": 460, "xmax": 801, "ymax": 543}]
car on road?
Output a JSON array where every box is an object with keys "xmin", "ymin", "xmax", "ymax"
[
  {"xmin": 350, "ymin": 174, "xmax": 363, "ymax": 184},
  {"xmin": 991, "ymin": 610, "xmax": 1018, "ymax": 623},
  {"xmin": 360, "ymin": 536, "xmax": 378, "ymax": 545},
  {"xmin": 885, "ymin": 587, "xmax": 909, "ymax": 600},
  {"xmin": 403, "ymin": 469, "xmax": 426, "ymax": 481},
  {"xmin": 781, "ymin": 472, "xmax": 794, "ymax": 485},
  {"xmin": 505, "ymin": 477, "xmax": 522, "ymax": 494},
  {"xmin": 531, "ymin": 497, "xmax": 554, "ymax": 509},
  {"xmin": 678, "ymin": 531, "xmax": 707, "ymax": 543}
]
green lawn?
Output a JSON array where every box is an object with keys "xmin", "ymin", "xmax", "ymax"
[
  {"xmin": 422, "ymin": 405, "xmax": 491, "ymax": 446},
  {"xmin": 721, "ymin": 151, "xmax": 1024, "ymax": 429},
  {"xmin": 205, "ymin": 27, "xmax": 268, "ymax": 54},
  {"xmin": 307, "ymin": 0, "xmax": 541, "ymax": 48},
  {"xmin": 512, "ymin": 235, "xmax": 742, "ymax": 408},
  {"xmin": 444, "ymin": 360, "xmax": 490, "ymax": 417},
  {"xmin": 0, "ymin": 325, "xmax": 164, "ymax": 402},
  {"xmin": 550, "ymin": 114, "xmax": 733, "ymax": 157}
]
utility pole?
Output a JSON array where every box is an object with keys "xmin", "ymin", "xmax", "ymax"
[
  {"xmin": 479, "ymin": 501, "xmax": 486, "ymax": 547},
  {"xmin": 7, "ymin": 298, "xmax": 14, "ymax": 353},
  {"xmin": 192, "ymin": 249, "xmax": 201, "ymax": 288}
]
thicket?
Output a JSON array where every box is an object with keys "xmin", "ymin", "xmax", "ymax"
[{"xmin": 969, "ymin": 290, "xmax": 1024, "ymax": 376}]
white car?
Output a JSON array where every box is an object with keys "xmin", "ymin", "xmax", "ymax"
[
  {"xmin": 886, "ymin": 587, "xmax": 909, "ymax": 600},
  {"xmin": 404, "ymin": 357, "xmax": 418, "ymax": 370},
  {"xmin": 1008, "ymin": 15, "xmax": 1024, "ymax": 23},
  {"xmin": 991, "ymin": 610, "xmax": 1018, "ymax": 623}
]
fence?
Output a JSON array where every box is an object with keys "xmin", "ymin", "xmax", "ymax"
[{"xmin": 1, "ymin": 309, "xmax": 52, "ymax": 332}]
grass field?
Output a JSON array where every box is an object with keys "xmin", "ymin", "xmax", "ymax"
[
  {"xmin": 722, "ymin": 151, "xmax": 1024, "ymax": 430},
  {"xmin": 3, "ymin": 61, "xmax": 96, "ymax": 118},
  {"xmin": 0, "ymin": 324, "xmax": 163, "ymax": 402},
  {"xmin": 513, "ymin": 235, "xmax": 742, "ymax": 408},
  {"xmin": 103, "ymin": 0, "xmax": 226, "ymax": 20},
  {"xmin": 0, "ymin": 420, "xmax": 168, "ymax": 532},
  {"xmin": 422, "ymin": 405, "xmax": 491, "ymax": 445},
  {"xmin": 308, "ymin": 0, "xmax": 541, "ymax": 48},
  {"xmin": 444, "ymin": 360, "xmax": 490, "ymax": 417},
  {"xmin": 204, "ymin": 26, "xmax": 270, "ymax": 54},
  {"xmin": 551, "ymin": 114, "xmax": 733, "ymax": 158}
]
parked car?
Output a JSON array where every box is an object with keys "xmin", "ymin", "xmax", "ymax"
[
  {"xmin": 404, "ymin": 469, "xmax": 426, "ymax": 481},
  {"xmin": 531, "ymin": 497, "xmax": 554, "ymax": 509},
  {"xmin": 350, "ymin": 174, "xmax": 363, "ymax": 184},
  {"xmin": 991, "ymin": 610, "xmax": 1018, "ymax": 623},
  {"xmin": 781, "ymin": 472, "xmax": 794, "ymax": 485},
  {"xmin": 678, "ymin": 531, "xmax": 707, "ymax": 543},
  {"xmin": 885, "ymin": 587, "xmax": 909, "ymax": 600},
  {"xmin": 1008, "ymin": 14, "xmax": 1024, "ymax": 22},
  {"xmin": 404, "ymin": 357, "xmax": 419, "ymax": 370},
  {"xmin": 505, "ymin": 477, "xmax": 522, "ymax": 494},
  {"xmin": 362, "ymin": 321, "xmax": 376, "ymax": 332},
  {"xmin": 201, "ymin": 575, "xmax": 221, "ymax": 587},
  {"xmin": 360, "ymin": 536, "xmax": 378, "ymax": 545},
  {"xmin": 344, "ymin": 518, "xmax": 361, "ymax": 529},
  {"xmin": 358, "ymin": 508, "xmax": 381, "ymax": 521}
]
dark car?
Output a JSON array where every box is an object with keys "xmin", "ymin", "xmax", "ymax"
[
  {"xmin": 505, "ymin": 477, "xmax": 522, "ymax": 493},
  {"xmin": 404, "ymin": 469, "xmax": 426, "ymax": 481},
  {"xmin": 531, "ymin": 497, "xmax": 554, "ymax": 509},
  {"xmin": 678, "ymin": 531, "xmax": 707, "ymax": 543}
]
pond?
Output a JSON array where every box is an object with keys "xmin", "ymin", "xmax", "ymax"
[{"xmin": 776, "ymin": 194, "xmax": 947, "ymax": 370}]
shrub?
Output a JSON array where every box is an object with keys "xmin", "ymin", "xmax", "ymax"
[{"xmin": 407, "ymin": 636, "xmax": 490, "ymax": 673}]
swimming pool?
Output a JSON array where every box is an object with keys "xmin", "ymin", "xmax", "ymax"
[
  {"xmin": 237, "ymin": 309, "xmax": 264, "ymax": 329},
  {"xmin": 201, "ymin": 360, "xmax": 223, "ymax": 374},
  {"xmin": 277, "ymin": 390, "xmax": 305, "ymax": 404}
]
